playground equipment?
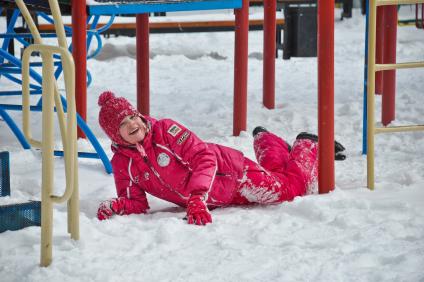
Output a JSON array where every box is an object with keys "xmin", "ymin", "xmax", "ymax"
[
  {"xmin": 363, "ymin": 3, "xmax": 424, "ymax": 154},
  {"xmin": 366, "ymin": 0, "xmax": 424, "ymax": 189},
  {"xmin": 71, "ymin": 0, "xmax": 248, "ymax": 137},
  {"xmin": 0, "ymin": 2, "xmax": 113, "ymax": 173},
  {"xmin": 19, "ymin": 0, "xmax": 78, "ymax": 267}
]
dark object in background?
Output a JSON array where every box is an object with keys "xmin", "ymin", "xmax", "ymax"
[
  {"xmin": 277, "ymin": 0, "xmax": 352, "ymax": 60},
  {"xmin": 282, "ymin": 4, "xmax": 317, "ymax": 60},
  {"xmin": 341, "ymin": 0, "xmax": 353, "ymax": 19}
]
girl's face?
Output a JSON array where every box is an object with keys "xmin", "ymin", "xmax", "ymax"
[{"xmin": 119, "ymin": 115, "xmax": 147, "ymax": 145}]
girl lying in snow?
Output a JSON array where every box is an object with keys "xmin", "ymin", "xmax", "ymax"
[{"xmin": 97, "ymin": 91, "xmax": 346, "ymax": 225}]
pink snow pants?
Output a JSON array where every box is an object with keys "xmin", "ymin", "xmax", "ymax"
[{"xmin": 232, "ymin": 131, "xmax": 318, "ymax": 205}]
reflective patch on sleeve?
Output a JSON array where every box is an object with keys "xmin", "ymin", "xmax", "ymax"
[
  {"xmin": 177, "ymin": 131, "xmax": 190, "ymax": 145},
  {"xmin": 167, "ymin": 124, "xmax": 182, "ymax": 137}
]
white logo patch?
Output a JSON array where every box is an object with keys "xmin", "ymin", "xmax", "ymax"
[
  {"xmin": 177, "ymin": 131, "xmax": 190, "ymax": 145},
  {"xmin": 144, "ymin": 172, "xmax": 150, "ymax": 180},
  {"xmin": 167, "ymin": 124, "xmax": 182, "ymax": 137},
  {"xmin": 157, "ymin": 152, "xmax": 170, "ymax": 167}
]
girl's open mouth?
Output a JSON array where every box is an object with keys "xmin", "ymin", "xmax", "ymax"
[{"xmin": 129, "ymin": 128, "xmax": 139, "ymax": 135}]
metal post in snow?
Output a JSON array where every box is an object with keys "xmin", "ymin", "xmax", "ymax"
[
  {"xmin": 381, "ymin": 6, "xmax": 397, "ymax": 126},
  {"xmin": 263, "ymin": 0, "xmax": 276, "ymax": 109},
  {"xmin": 317, "ymin": 0, "xmax": 335, "ymax": 194},
  {"xmin": 233, "ymin": 0, "xmax": 249, "ymax": 136},
  {"xmin": 136, "ymin": 14, "xmax": 150, "ymax": 116},
  {"xmin": 72, "ymin": 0, "xmax": 87, "ymax": 138}
]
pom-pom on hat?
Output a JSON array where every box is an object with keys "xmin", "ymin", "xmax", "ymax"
[{"xmin": 98, "ymin": 91, "xmax": 139, "ymax": 145}]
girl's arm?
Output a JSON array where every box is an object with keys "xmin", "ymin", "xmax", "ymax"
[
  {"xmin": 97, "ymin": 156, "xmax": 150, "ymax": 220},
  {"xmin": 113, "ymin": 173, "xmax": 150, "ymax": 215}
]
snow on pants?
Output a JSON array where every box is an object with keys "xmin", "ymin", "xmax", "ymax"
[{"xmin": 232, "ymin": 132, "xmax": 318, "ymax": 205}]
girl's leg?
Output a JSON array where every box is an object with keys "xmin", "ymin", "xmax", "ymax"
[
  {"xmin": 232, "ymin": 157, "xmax": 306, "ymax": 205},
  {"xmin": 289, "ymin": 139, "xmax": 319, "ymax": 195},
  {"xmin": 232, "ymin": 134, "xmax": 319, "ymax": 205},
  {"xmin": 254, "ymin": 131, "xmax": 319, "ymax": 195},
  {"xmin": 253, "ymin": 131, "xmax": 291, "ymax": 173}
]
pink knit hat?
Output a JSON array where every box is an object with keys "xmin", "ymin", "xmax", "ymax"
[{"xmin": 98, "ymin": 91, "xmax": 139, "ymax": 145}]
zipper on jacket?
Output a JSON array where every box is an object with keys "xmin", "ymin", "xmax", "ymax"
[{"xmin": 142, "ymin": 156, "xmax": 188, "ymax": 201}]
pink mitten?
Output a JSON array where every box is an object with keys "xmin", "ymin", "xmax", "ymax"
[
  {"xmin": 186, "ymin": 195, "xmax": 212, "ymax": 226},
  {"xmin": 97, "ymin": 198, "xmax": 125, "ymax": 220}
]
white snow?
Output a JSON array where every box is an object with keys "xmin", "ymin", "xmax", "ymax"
[{"xmin": 1, "ymin": 7, "xmax": 424, "ymax": 281}]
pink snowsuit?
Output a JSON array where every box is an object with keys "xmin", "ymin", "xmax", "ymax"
[{"xmin": 110, "ymin": 117, "xmax": 318, "ymax": 215}]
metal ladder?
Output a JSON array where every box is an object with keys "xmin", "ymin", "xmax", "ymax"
[
  {"xmin": 16, "ymin": 0, "xmax": 79, "ymax": 267},
  {"xmin": 366, "ymin": 0, "xmax": 424, "ymax": 189}
]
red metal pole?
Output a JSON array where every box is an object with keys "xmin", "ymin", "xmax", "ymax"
[
  {"xmin": 136, "ymin": 14, "xmax": 150, "ymax": 116},
  {"xmin": 72, "ymin": 0, "xmax": 87, "ymax": 138},
  {"xmin": 262, "ymin": 0, "xmax": 276, "ymax": 109},
  {"xmin": 375, "ymin": 7, "xmax": 384, "ymax": 95},
  {"xmin": 415, "ymin": 4, "xmax": 423, "ymax": 29},
  {"xmin": 317, "ymin": 0, "xmax": 335, "ymax": 194},
  {"xmin": 233, "ymin": 0, "xmax": 249, "ymax": 136},
  {"xmin": 416, "ymin": 4, "xmax": 418, "ymax": 28},
  {"xmin": 417, "ymin": 4, "xmax": 424, "ymax": 29},
  {"xmin": 381, "ymin": 6, "xmax": 397, "ymax": 126}
]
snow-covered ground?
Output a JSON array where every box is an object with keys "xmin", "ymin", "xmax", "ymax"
[{"xmin": 1, "ymin": 7, "xmax": 424, "ymax": 281}]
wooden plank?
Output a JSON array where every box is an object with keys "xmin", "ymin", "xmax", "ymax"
[
  {"xmin": 376, "ymin": 0, "xmax": 424, "ymax": 5},
  {"xmin": 38, "ymin": 18, "xmax": 285, "ymax": 32}
]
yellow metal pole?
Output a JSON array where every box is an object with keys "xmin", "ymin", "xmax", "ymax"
[
  {"xmin": 48, "ymin": 0, "xmax": 71, "ymax": 150},
  {"xmin": 375, "ymin": 125, "xmax": 424, "ymax": 133},
  {"xmin": 18, "ymin": 0, "xmax": 79, "ymax": 267},
  {"xmin": 24, "ymin": 44, "xmax": 78, "ymax": 267},
  {"xmin": 40, "ymin": 52, "xmax": 55, "ymax": 267},
  {"xmin": 17, "ymin": 0, "xmax": 67, "ymax": 146},
  {"xmin": 367, "ymin": 0, "xmax": 377, "ymax": 190},
  {"xmin": 48, "ymin": 0, "xmax": 80, "ymax": 237},
  {"xmin": 375, "ymin": 61, "xmax": 424, "ymax": 71},
  {"xmin": 14, "ymin": 0, "xmax": 42, "ymax": 44},
  {"xmin": 48, "ymin": 0, "xmax": 68, "ymax": 49},
  {"xmin": 377, "ymin": 0, "xmax": 424, "ymax": 6},
  {"xmin": 60, "ymin": 48, "xmax": 79, "ymax": 240},
  {"xmin": 366, "ymin": 0, "xmax": 424, "ymax": 189}
]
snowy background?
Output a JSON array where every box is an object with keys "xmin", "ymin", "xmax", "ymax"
[{"xmin": 1, "ymin": 7, "xmax": 424, "ymax": 281}]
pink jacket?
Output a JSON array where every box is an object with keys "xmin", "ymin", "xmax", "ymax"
[{"xmin": 110, "ymin": 117, "xmax": 245, "ymax": 215}]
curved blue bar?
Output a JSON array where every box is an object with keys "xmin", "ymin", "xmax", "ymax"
[
  {"xmin": 0, "ymin": 101, "xmax": 112, "ymax": 173},
  {"xmin": 96, "ymin": 15, "xmax": 116, "ymax": 34},
  {"xmin": 75, "ymin": 114, "xmax": 113, "ymax": 174}
]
